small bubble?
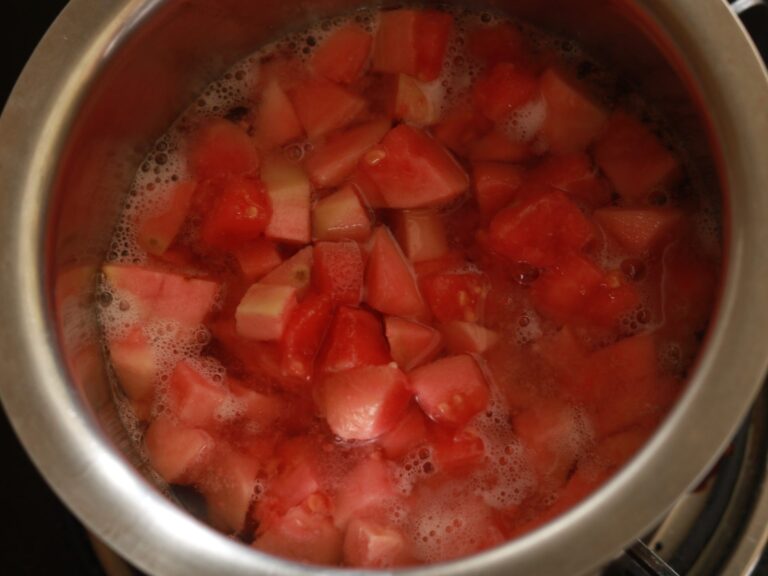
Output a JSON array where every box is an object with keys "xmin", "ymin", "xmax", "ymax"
[
  {"xmin": 284, "ymin": 144, "xmax": 304, "ymax": 162},
  {"xmin": 224, "ymin": 106, "xmax": 249, "ymax": 123},
  {"xmin": 621, "ymin": 259, "xmax": 646, "ymax": 281},
  {"xmin": 513, "ymin": 263, "xmax": 540, "ymax": 286}
]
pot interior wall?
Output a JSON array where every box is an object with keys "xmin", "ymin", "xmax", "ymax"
[{"xmin": 49, "ymin": 0, "xmax": 720, "ymax": 500}]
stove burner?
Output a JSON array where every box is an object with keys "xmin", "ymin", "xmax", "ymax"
[{"xmin": 605, "ymin": 388, "xmax": 768, "ymax": 576}]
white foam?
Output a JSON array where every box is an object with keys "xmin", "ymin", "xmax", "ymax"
[{"xmin": 503, "ymin": 97, "xmax": 547, "ymax": 143}]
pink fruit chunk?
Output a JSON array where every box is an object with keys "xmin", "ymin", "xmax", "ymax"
[
  {"xmin": 472, "ymin": 162, "xmax": 525, "ymax": 218},
  {"xmin": 515, "ymin": 399, "xmax": 591, "ymax": 490},
  {"xmin": 228, "ymin": 379, "xmax": 287, "ymax": 430},
  {"xmin": 487, "ymin": 189, "xmax": 596, "ymax": 268},
  {"xmin": 594, "ymin": 111, "xmax": 681, "ymax": 202},
  {"xmin": 107, "ymin": 326, "xmax": 158, "ymax": 403},
  {"xmin": 137, "ymin": 180, "xmax": 196, "ymax": 256},
  {"xmin": 441, "ymin": 321, "xmax": 500, "ymax": 354},
  {"xmin": 200, "ymin": 445, "xmax": 261, "ymax": 534},
  {"xmin": 594, "ymin": 207, "xmax": 684, "ymax": 254},
  {"xmin": 387, "ymin": 73, "xmax": 444, "ymax": 126},
  {"xmin": 321, "ymin": 364, "xmax": 412, "ymax": 441},
  {"xmin": 103, "ymin": 263, "xmax": 219, "ymax": 329},
  {"xmin": 430, "ymin": 427, "xmax": 486, "ymax": 472},
  {"xmin": 167, "ymin": 360, "xmax": 230, "ymax": 429},
  {"xmin": 254, "ymin": 498, "xmax": 343, "ymax": 565},
  {"xmin": 394, "ymin": 210, "xmax": 449, "ymax": 263},
  {"xmin": 305, "ymin": 118, "xmax": 391, "ymax": 188},
  {"xmin": 384, "ymin": 316, "xmax": 442, "ymax": 371},
  {"xmin": 261, "ymin": 156, "xmax": 312, "ymax": 244},
  {"xmin": 408, "ymin": 355, "xmax": 490, "ymax": 427},
  {"xmin": 539, "ymin": 67, "xmax": 609, "ymax": 154},
  {"xmin": 254, "ymin": 79, "xmax": 304, "ymax": 148},
  {"xmin": 235, "ymin": 283, "xmax": 298, "ymax": 341},
  {"xmin": 289, "ymin": 77, "xmax": 367, "ymax": 140},
  {"xmin": 366, "ymin": 226, "xmax": 427, "ymax": 318},
  {"xmin": 378, "ymin": 404, "xmax": 429, "ymax": 459},
  {"xmin": 344, "ymin": 518, "xmax": 413, "ymax": 568},
  {"xmin": 312, "ymin": 241, "xmax": 365, "ymax": 306},
  {"xmin": 318, "ymin": 306, "xmax": 391, "ymax": 374},
  {"xmin": 259, "ymin": 439, "xmax": 325, "ymax": 522},
  {"xmin": 233, "ymin": 238, "xmax": 283, "ymax": 281},
  {"xmin": 360, "ymin": 125, "xmax": 469, "ymax": 209},
  {"xmin": 312, "ymin": 24, "xmax": 373, "ymax": 85},
  {"xmin": 312, "ymin": 185, "xmax": 372, "ymax": 242},
  {"xmin": 261, "ymin": 245, "xmax": 313, "ymax": 298},
  {"xmin": 187, "ymin": 118, "xmax": 260, "ymax": 180},
  {"xmin": 333, "ymin": 457, "xmax": 400, "ymax": 529},
  {"xmin": 144, "ymin": 415, "xmax": 214, "ymax": 485}
]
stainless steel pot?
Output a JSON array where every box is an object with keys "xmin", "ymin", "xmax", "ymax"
[{"xmin": 1, "ymin": 1, "xmax": 767, "ymax": 575}]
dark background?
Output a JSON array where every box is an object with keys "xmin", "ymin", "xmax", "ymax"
[
  {"xmin": 1, "ymin": 2, "xmax": 766, "ymax": 575},
  {"xmin": 0, "ymin": 3, "xmax": 103, "ymax": 575}
]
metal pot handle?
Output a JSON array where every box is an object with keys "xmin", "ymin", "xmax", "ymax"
[{"xmin": 731, "ymin": 0, "xmax": 766, "ymax": 16}]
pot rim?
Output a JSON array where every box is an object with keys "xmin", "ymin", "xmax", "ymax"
[{"xmin": 1, "ymin": 1, "xmax": 767, "ymax": 575}]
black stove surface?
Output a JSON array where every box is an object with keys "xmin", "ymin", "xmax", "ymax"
[{"xmin": 1, "ymin": 2, "xmax": 766, "ymax": 575}]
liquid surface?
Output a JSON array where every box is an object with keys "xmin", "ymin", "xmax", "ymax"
[{"xmin": 97, "ymin": 6, "xmax": 720, "ymax": 568}]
